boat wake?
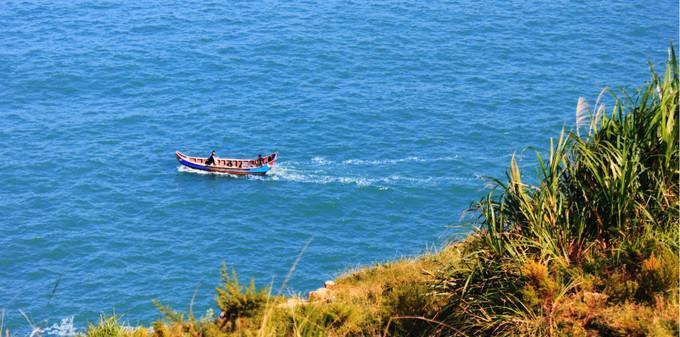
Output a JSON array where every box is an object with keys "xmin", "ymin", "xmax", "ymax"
[
  {"xmin": 265, "ymin": 166, "xmax": 382, "ymax": 188},
  {"xmin": 311, "ymin": 155, "xmax": 459, "ymax": 166},
  {"xmin": 264, "ymin": 165, "xmax": 476, "ymax": 189},
  {"xmin": 178, "ymin": 157, "xmax": 477, "ymax": 189},
  {"xmin": 177, "ymin": 165, "xmax": 240, "ymax": 178}
]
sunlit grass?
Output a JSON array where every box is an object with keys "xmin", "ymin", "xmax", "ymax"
[{"xmin": 431, "ymin": 43, "xmax": 679, "ymax": 336}]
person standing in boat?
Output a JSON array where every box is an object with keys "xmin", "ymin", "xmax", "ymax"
[
  {"xmin": 206, "ymin": 150, "xmax": 217, "ymax": 166},
  {"xmin": 257, "ymin": 154, "xmax": 263, "ymax": 167}
]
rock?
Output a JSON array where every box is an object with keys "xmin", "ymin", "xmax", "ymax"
[
  {"xmin": 324, "ymin": 280, "xmax": 336, "ymax": 289},
  {"xmin": 277, "ymin": 297, "xmax": 307, "ymax": 309},
  {"xmin": 583, "ymin": 291, "xmax": 609, "ymax": 307},
  {"xmin": 215, "ymin": 311, "xmax": 227, "ymax": 329},
  {"xmin": 308, "ymin": 287, "xmax": 332, "ymax": 302}
]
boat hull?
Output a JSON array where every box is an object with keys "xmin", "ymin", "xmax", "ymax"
[{"xmin": 176, "ymin": 151, "xmax": 277, "ymax": 176}]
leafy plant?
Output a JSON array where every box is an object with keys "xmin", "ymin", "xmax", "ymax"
[
  {"xmin": 433, "ymin": 43, "xmax": 679, "ymax": 336},
  {"xmin": 215, "ymin": 263, "xmax": 270, "ymax": 331}
]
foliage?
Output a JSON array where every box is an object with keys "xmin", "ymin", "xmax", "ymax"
[
  {"xmin": 214, "ymin": 263, "xmax": 271, "ymax": 331},
  {"xmin": 81, "ymin": 316, "xmax": 149, "ymax": 337},
  {"xmin": 432, "ymin": 44, "xmax": 679, "ymax": 336}
]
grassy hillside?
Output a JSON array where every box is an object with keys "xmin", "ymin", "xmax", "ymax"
[{"xmin": 17, "ymin": 45, "xmax": 679, "ymax": 337}]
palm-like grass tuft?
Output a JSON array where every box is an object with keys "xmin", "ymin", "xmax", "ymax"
[{"xmin": 433, "ymin": 43, "xmax": 679, "ymax": 336}]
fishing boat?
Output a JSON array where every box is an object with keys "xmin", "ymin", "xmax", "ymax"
[{"xmin": 176, "ymin": 151, "xmax": 279, "ymax": 176}]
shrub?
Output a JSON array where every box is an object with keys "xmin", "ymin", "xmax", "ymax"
[
  {"xmin": 520, "ymin": 260, "xmax": 556, "ymax": 311},
  {"xmin": 380, "ymin": 280, "xmax": 439, "ymax": 337},
  {"xmin": 82, "ymin": 316, "xmax": 150, "ymax": 337},
  {"xmin": 433, "ymin": 43, "xmax": 679, "ymax": 336},
  {"xmin": 82, "ymin": 316, "xmax": 124, "ymax": 337},
  {"xmin": 637, "ymin": 248, "xmax": 678, "ymax": 302},
  {"xmin": 214, "ymin": 264, "xmax": 270, "ymax": 331}
]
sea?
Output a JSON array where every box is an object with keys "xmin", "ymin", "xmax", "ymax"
[{"xmin": 1, "ymin": 0, "xmax": 677, "ymax": 333}]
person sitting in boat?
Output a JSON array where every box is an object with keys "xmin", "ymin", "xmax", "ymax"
[
  {"xmin": 257, "ymin": 154, "xmax": 263, "ymax": 167},
  {"xmin": 205, "ymin": 150, "xmax": 217, "ymax": 166}
]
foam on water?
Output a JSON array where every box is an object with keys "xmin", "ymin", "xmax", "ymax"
[
  {"xmin": 309, "ymin": 155, "xmax": 460, "ymax": 167},
  {"xmin": 16, "ymin": 316, "xmax": 78, "ymax": 337},
  {"xmin": 18, "ymin": 316, "xmax": 140, "ymax": 337},
  {"xmin": 266, "ymin": 164, "xmax": 477, "ymax": 189},
  {"xmin": 42, "ymin": 317, "xmax": 77, "ymax": 337},
  {"xmin": 254, "ymin": 165, "xmax": 381, "ymax": 187},
  {"xmin": 179, "ymin": 162, "xmax": 465, "ymax": 189},
  {"xmin": 177, "ymin": 165, "xmax": 240, "ymax": 178},
  {"xmin": 310, "ymin": 156, "xmax": 331, "ymax": 165},
  {"xmin": 341, "ymin": 156, "xmax": 460, "ymax": 166}
]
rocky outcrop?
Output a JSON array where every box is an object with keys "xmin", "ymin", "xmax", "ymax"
[{"xmin": 308, "ymin": 280, "xmax": 336, "ymax": 302}]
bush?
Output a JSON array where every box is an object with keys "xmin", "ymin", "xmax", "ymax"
[
  {"xmin": 214, "ymin": 264, "xmax": 271, "ymax": 331},
  {"xmin": 380, "ymin": 280, "xmax": 439, "ymax": 337},
  {"xmin": 637, "ymin": 248, "xmax": 678, "ymax": 303},
  {"xmin": 433, "ymin": 44, "xmax": 679, "ymax": 336},
  {"xmin": 82, "ymin": 316, "xmax": 149, "ymax": 337}
]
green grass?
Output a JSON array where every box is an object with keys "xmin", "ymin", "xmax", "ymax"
[
  {"xmin": 48, "ymin": 43, "xmax": 680, "ymax": 337},
  {"xmin": 430, "ymin": 43, "xmax": 679, "ymax": 336}
]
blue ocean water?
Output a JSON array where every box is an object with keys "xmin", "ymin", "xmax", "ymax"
[{"xmin": 0, "ymin": 0, "xmax": 677, "ymax": 332}]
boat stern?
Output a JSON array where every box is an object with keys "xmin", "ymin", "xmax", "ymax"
[{"xmin": 248, "ymin": 164, "xmax": 272, "ymax": 175}]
